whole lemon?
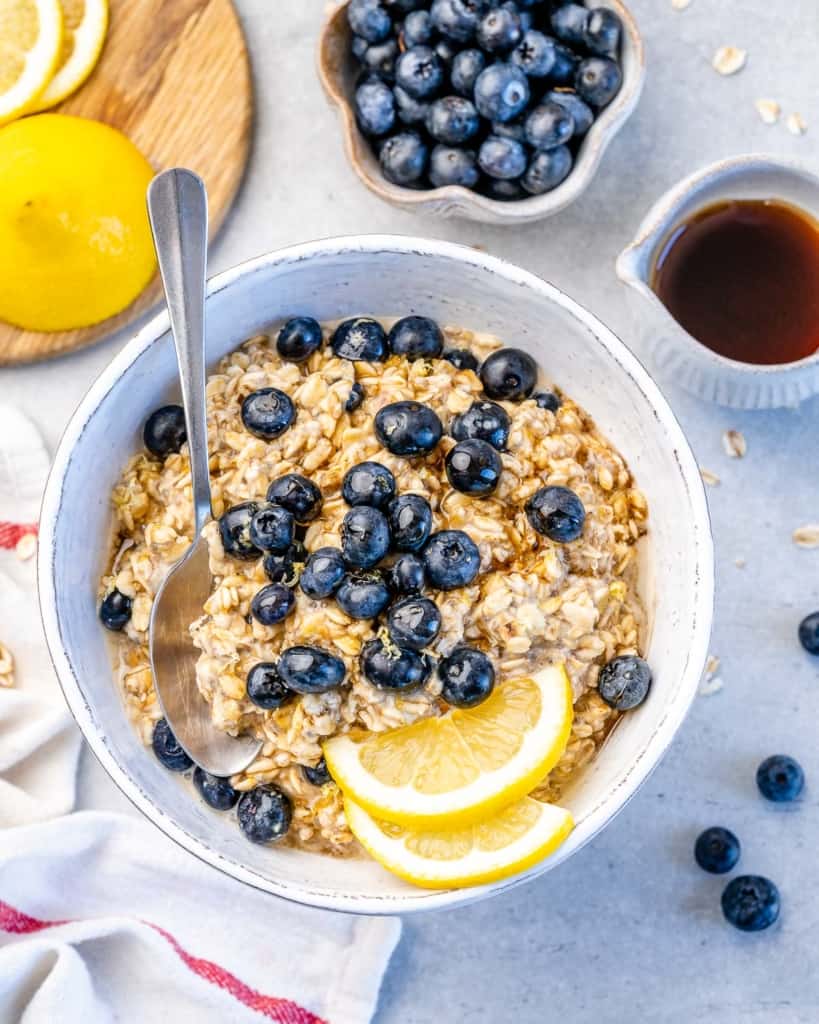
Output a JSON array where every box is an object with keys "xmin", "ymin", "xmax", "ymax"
[{"xmin": 0, "ymin": 114, "xmax": 156, "ymax": 332}]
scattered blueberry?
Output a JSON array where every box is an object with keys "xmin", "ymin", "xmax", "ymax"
[
  {"xmin": 480, "ymin": 347, "xmax": 537, "ymax": 400},
  {"xmin": 347, "ymin": 0, "xmax": 392, "ymax": 43},
  {"xmin": 394, "ymin": 84, "xmax": 430, "ymax": 125},
  {"xmin": 429, "ymin": 145, "xmax": 480, "ymax": 188},
  {"xmin": 342, "ymin": 461, "xmax": 397, "ymax": 509},
  {"xmin": 152, "ymin": 718, "xmax": 192, "ymax": 772},
  {"xmin": 387, "ymin": 493, "xmax": 433, "ymax": 551},
  {"xmin": 401, "ymin": 9, "xmax": 433, "ymax": 46},
  {"xmin": 525, "ymin": 100, "xmax": 574, "ymax": 150},
  {"xmin": 545, "ymin": 89, "xmax": 594, "ymax": 136},
  {"xmin": 267, "ymin": 473, "xmax": 323, "ymax": 523},
  {"xmin": 584, "ymin": 7, "xmax": 622, "ymax": 58},
  {"xmin": 756, "ymin": 755, "xmax": 805, "ymax": 803},
  {"xmin": 358, "ymin": 37, "xmax": 400, "ymax": 81},
  {"xmin": 551, "ymin": 2, "xmax": 589, "ymax": 45},
  {"xmin": 430, "ymin": 0, "xmax": 487, "ymax": 44},
  {"xmin": 331, "ymin": 317, "xmax": 388, "ymax": 362},
  {"xmin": 443, "ymin": 348, "xmax": 480, "ymax": 372},
  {"xmin": 380, "ymin": 130, "xmax": 430, "ymax": 186},
  {"xmin": 143, "ymin": 405, "xmax": 186, "ymax": 458},
  {"xmin": 388, "ymin": 552, "xmax": 427, "ymax": 594},
  {"xmin": 446, "ymin": 438, "xmax": 502, "ymax": 496},
  {"xmin": 278, "ymin": 645, "xmax": 347, "ymax": 693},
  {"xmin": 99, "ymin": 588, "xmax": 132, "ymax": 631},
  {"xmin": 250, "ymin": 583, "xmax": 296, "ymax": 626},
  {"xmin": 395, "ymin": 45, "xmax": 444, "ymax": 100},
  {"xmin": 355, "ymin": 78, "xmax": 396, "ymax": 137},
  {"xmin": 335, "ymin": 570, "xmax": 391, "ymax": 619},
  {"xmin": 534, "ymin": 390, "xmax": 561, "ymax": 412},
  {"xmin": 474, "ymin": 63, "xmax": 530, "ymax": 122},
  {"xmin": 511, "ymin": 29, "xmax": 556, "ymax": 77},
  {"xmin": 476, "ymin": 5, "xmax": 522, "ymax": 53},
  {"xmin": 193, "ymin": 767, "xmax": 240, "ymax": 810},
  {"xmin": 241, "ymin": 388, "xmax": 295, "ymax": 440},
  {"xmin": 522, "ymin": 145, "xmax": 572, "ymax": 194},
  {"xmin": 798, "ymin": 611, "xmax": 819, "ymax": 655},
  {"xmin": 276, "ymin": 317, "xmax": 322, "ymax": 363},
  {"xmin": 575, "ymin": 56, "xmax": 622, "ymax": 108},
  {"xmin": 264, "ymin": 541, "xmax": 306, "ymax": 586},
  {"xmin": 237, "ymin": 785, "xmax": 292, "ymax": 844},
  {"xmin": 478, "ymin": 135, "xmax": 528, "ymax": 180},
  {"xmin": 450, "ymin": 48, "xmax": 486, "ymax": 96},
  {"xmin": 219, "ymin": 501, "xmax": 263, "ymax": 560},
  {"xmin": 423, "ymin": 529, "xmax": 481, "ymax": 590},
  {"xmin": 721, "ymin": 876, "xmax": 780, "ymax": 932},
  {"xmin": 246, "ymin": 662, "xmax": 294, "ymax": 709},
  {"xmin": 425, "ymin": 96, "xmax": 480, "ymax": 145},
  {"xmin": 374, "ymin": 400, "xmax": 443, "ymax": 457},
  {"xmin": 439, "ymin": 646, "xmax": 495, "ymax": 707},
  {"xmin": 694, "ymin": 826, "xmax": 741, "ymax": 875},
  {"xmin": 341, "ymin": 506, "xmax": 391, "ymax": 568},
  {"xmin": 249, "ymin": 504, "xmax": 295, "ymax": 553},
  {"xmin": 388, "ymin": 596, "xmax": 442, "ymax": 649},
  {"xmin": 302, "ymin": 757, "xmax": 332, "ymax": 787},
  {"xmin": 360, "ymin": 637, "xmax": 433, "ymax": 690},
  {"xmin": 452, "ymin": 399, "xmax": 510, "ymax": 450},
  {"xmin": 548, "ymin": 43, "xmax": 579, "ymax": 86},
  {"xmin": 346, "ymin": 382, "xmax": 366, "ymax": 412},
  {"xmin": 598, "ymin": 654, "xmax": 652, "ymax": 711},
  {"xmin": 300, "ymin": 547, "xmax": 346, "ymax": 599}
]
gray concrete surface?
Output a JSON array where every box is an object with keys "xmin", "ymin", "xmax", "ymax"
[{"xmin": 3, "ymin": 1, "xmax": 819, "ymax": 1020}]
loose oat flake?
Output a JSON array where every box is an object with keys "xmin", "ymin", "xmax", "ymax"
[
  {"xmin": 15, "ymin": 532, "xmax": 36, "ymax": 561},
  {"xmin": 786, "ymin": 113, "xmax": 807, "ymax": 136},
  {"xmin": 734, "ymin": 558, "xmax": 746, "ymax": 569},
  {"xmin": 713, "ymin": 46, "xmax": 747, "ymax": 76},
  {"xmin": 0, "ymin": 642, "xmax": 14, "ymax": 688},
  {"xmin": 793, "ymin": 525, "xmax": 819, "ymax": 549},
  {"xmin": 755, "ymin": 99, "xmax": 780, "ymax": 125},
  {"xmin": 700, "ymin": 468, "xmax": 721, "ymax": 486},
  {"xmin": 722, "ymin": 430, "xmax": 747, "ymax": 458}
]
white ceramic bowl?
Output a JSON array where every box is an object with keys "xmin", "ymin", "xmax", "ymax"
[{"xmin": 38, "ymin": 237, "xmax": 713, "ymax": 915}]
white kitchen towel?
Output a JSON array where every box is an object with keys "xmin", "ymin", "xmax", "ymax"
[{"xmin": 0, "ymin": 405, "xmax": 400, "ymax": 1023}]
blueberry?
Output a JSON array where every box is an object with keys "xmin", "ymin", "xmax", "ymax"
[
  {"xmin": 721, "ymin": 876, "xmax": 780, "ymax": 933},
  {"xmin": 99, "ymin": 588, "xmax": 132, "ymax": 631},
  {"xmin": 266, "ymin": 473, "xmax": 323, "ymax": 523},
  {"xmin": 379, "ymin": 131, "xmax": 430, "ymax": 186},
  {"xmin": 526, "ymin": 485, "xmax": 585, "ymax": 542},
  {"xmin": 756, "ymin": 754, "xmax": 805, "ymax": 802},
  {"xmin": 551, "ymin": 2, "xmax": 588, "ymax": 45},
  {"xmin": 331, "ymin": 317, "xmax": 388, "ymax": 362},
  {"xmin": 522, "ymin": 145, "xmax": 572, "ymax": 194},
  {"xmin": 525, "ymin": 100, "xmax": 574, "ymax": 149},
  {"xmin": 341, "ymin": 506, "xmax": 391, "ymax": 568},
  {"xmin": 443, "ymin": 348, "xmax": 480, "ymax": 372},
  {"xmin": 534, "ymin": 390, "xmax": 561, "ymax": 412},
  {"xmin": 219, "ymin": 501, "xmax": 263, "ymax": 560},
  {"xmin": 246, "ymin": 662, "xmax": 294, "ymax": 709},
  {"xmin": 598, "ymin": 654, "xmax": 652, "ymax": 710},
  {"xmin": 358, "ymin": 37, "xmax": 400, "ymax": 81},
  {"xmin": 336, "ymin": 570, "xmax": 391, "ymax": 619},
  {"xmin": 584, "ymin": 7, "xmax": 622, "ymax": 58},
  {"xmin": 480, "ymin": 347, "xmax": 537, "ymax": 400},
  {"xmin": 250, "ymin": 583, "xmax": 296, "ymax": 626},
  {"xmin": 352, "ymin": 34, "xmax": 369, "ymax": 62},
  {"xmin": 387, "ymin": 493, "xmax": 433, "ymax": 551},
  {"xmin": 241, "ymin": 388, "xmax": 295, "ymax": 440},
  {"xmin": 439, "ymin": 646, "xmax": 495, "ymax": 707},
  {"xmin": 548, "ymin": 43, "xmax": 579, "ymax": 86},
  {"xmin": 374, "ymin": 400, "xmax": 443, "ymax": 457},
  {"xmin": 491, "ymin": 116, "xmax": 526, "ymax": 141},
  {"xmin": 446, "ymin": 438, "xmax": 502, "ymax": 496},
  {"xmin": 484, "ymin": 177, "xmax": 527, "ymax": 201},
  {"xmin": 424, "ymin": 529, "xmax": 480, "ymax": 590},
  {"xmin": 388, "ymin": 315, "xmax": 445, "ymax": 359},
  {"xmin": 430, "ymin": 0, "xmax": 487, "ymax": 43},
  {"xmin": 504, "ymin": 1, "xmax": 532, "ymax": 33},
  {"xmin": 452, "ymin": 399, "xmax": 511, "ymax": 450},
  {"xmin": 347, "ymin": 0, "xmax": 392, "ymax": 43},
  {"xmin": 434, "ymin": 38, "xmax": 457, "ymax": 63},
  {"xmin": 249, "ymin": 504, "xmax": 295, "ymax": 553},
  {"xmin": 355, "ymin": 78, "xmax": 396, "ymax": 137},
  {"xmin": 360, "ymin": 637, "xmax": 433, "ymax": 690},
  {"xmin": 193, "ymin": 767, "xmax": 240, "ymax": 810},
  {"xmin": 477, "ymin": 6, "xmax": 522, "ymax": 52},
  {"xmin": 429, "ymin": 145, "xmax": 481, "ymax": 188},
  {"xmin": 302, "ymin": 757, "xmax": 332, "ymax": 787},
  {"xmin": 278, "ymin": 645, "xmax": 347, "ymax": 693},
  {"xmin": 425, "ymin": 96, "xmax": 480, "ymax": 145},
  {"xmin": 450, "ymin": 48, "xmax": 486, "ymax": 96},
  {"xmin": 388, "ymin": 596, "xmax": 442, "ymax": 649},
  {"xmin": 798, "ymin": 611, "xmax": 819, "ymax": 655},
  {"xmin": 575, "ymin": 56, "xmax": 621, "ymax": 108},
  {"xmin": 395, "ymin": 45, "xmax": 444, "ymax": 100},
  {"xmin": 300, "ymin": 547, "xmax": 346, "ymax": 599},
  {"xmin": 388, "ymin": 552, "xmax": 427, "ymax": 594},
  {"xmin": 342, "ymin": 461, "xmax": 396, "ymax": 509},
  {"xmin": 346, "ymin": 382, "xmax": 366, "ymax": 412},
  {"xmin": 143, "ymin": 405, "xmax": 186, "ymax": 458},
  {"xmin": 694, "ymin": 826, "xmax": 741, "ymax": 874},
  {"xmin": 394, "ymin": 85, "xmax": 430, "ymax": 125},
  {"xmin": 384, "ymin": 0, "xmax": 425, "ymax": 12},
  {"xmin": 478, "ymin": 135, "xmax": 528, "ymax": 180},
  {"xmin": 401, "ymin": 9, "xmax": 434, "ymax": 45},
  {"xmin": 276, "ymin": 316, "xmax": 322, "ymax": 364},
  {"xmin": 544, "ymin": 89, "xmax": 594, "ymax": 136},
  {"xmin": 152, "ymin": 718, "xmax": 192, "ymax": 772},
  {"xmin": 237, "ymin": 785, "xmax": 292, "ymax": 844},
  {"xmin": 474, "ymin": 63, "xmax": 530, "ymax": 122},
  {"xmin": 263, "ymin": 543, "xmax": 305, "ymax": 586},
  {"xmin": 511, "ymin": 29, "xmax": 556, "ymax": 77}
]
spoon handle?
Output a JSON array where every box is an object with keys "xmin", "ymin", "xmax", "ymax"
[{"xmin": 147, "ymin": 169, "xmax": 212, "ymax": 537}]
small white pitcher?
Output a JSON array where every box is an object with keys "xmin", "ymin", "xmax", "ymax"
[{"xmin": 616, "ymin": 154, "xmax": 819, "ymax": 410}]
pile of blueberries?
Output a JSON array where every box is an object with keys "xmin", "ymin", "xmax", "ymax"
[{"xmin": 346, "ymin": 0, "xmax": 624, "ymax": 198}]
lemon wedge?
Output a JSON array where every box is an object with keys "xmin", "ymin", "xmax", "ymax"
[
  {"xmin": 345, "ymin": 795, "xmax": 574, "ymax": 889},
  {"xmin": 0, "ymin": 0, "xmax": 63, "ymax": 126},
  {"xmin": 0, "ymin": 113, "xmax": 156, "ymax": 332},
  {"xmin": 325, "ymin": 664, "xmax": 573, "ymax": 829},
  {"xmin": 34, "ymin": 0, "xmax": 108, "ymax": 110}
]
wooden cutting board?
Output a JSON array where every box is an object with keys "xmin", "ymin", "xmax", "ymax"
[{"xmin": 0, "ymin": 0, "xmax": 252, "ymax": 365}]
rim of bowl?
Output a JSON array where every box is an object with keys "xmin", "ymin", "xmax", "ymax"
[
  {"xmin": 317, "ymin": 1, "xmax": 646, "ymax": 224},
  {"xmin": 37, "ymin": 235, "xmax": 714, "ymax": 915}
]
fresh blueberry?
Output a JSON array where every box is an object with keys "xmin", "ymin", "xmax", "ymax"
[
  {"xmin": 491, "ymin": 115, "xmax": 526, "ymax": 141},
  {"xmin": 511, "ymin": 29, "xmax": 556, "ymax": 77},
  {"xmin": 388, "ymin": 552, "xmax": 427, "ymax": 594},
  {"xmin": 434, "ymin": 38, "xmax": 457, "ymax": 63},
  {"xmin": 452, "ymin": 399, "xmax": 511, "ymax": 450},
  {"xmin": 401, "ymin": 9, "xmax": 434, "ymax": 45},
  {"xmin": 336, "ymin": 570, "xmax": 391, "ymax": 619},
  {"xmin": 250, "ymin": 583, "xmax": 295, "ymax": 626},
  {"xmin": 394, "ymin": 84, "xmax": 430, "ymax": 125},
  {"xmin": 474, "ymin": 63, "xmax": 530, "ymax": 122},
  {"xmin": 584, "ymin": 7, "xmax": 622, "ymax": 58},
  {"xmin": 346, "ymin": 382, "xmax": 366, "ymax": 412},
  {"xmin": 384, "ymin": 0, "xmax": 425, "ymax": 12},
  {"xmin": 264, "ymin": 543, "xmax": 305, "ymax": 586},
  {"xmin": 143, "ymin": 405, "xmax": 186, "ymax": 458},
  {"xmin": 430, "ymin": 0, "xmax": 487, "ymax": 43},
  {"xmin": 266, "ymin": 473, "xmax": 323, "ymax": 523},
  {"xmin": 358, "ymin": 37, "xmax": 400, "ymax": 80},
  {"xmin": 504, "ymin": 1, "xmax": 532, "ymax": 33},
  {"xmin": 522, "ymin": 144, "xmax": 572, "ymax": 194},
  {"xmin": 278, "ymin": 646, "xmax": 347, "ymax": 693},
  {"xmin": 544, "ymin": 89, "xmax": 594, "ymax": 136},
  {"xmin": 756, "ymin": 755, "xmax": 805, "ymax": 803},
  {"xmin": 443, "ymin": 348, "xmax": 480, "ymax": 372},
  {"xmin": 360, "ymin": 637, "xmax": 433, "ymax": 690},
  {"xmin": 347, "ymin": 0, "xmax": 392, "ymax": 43},
  {"xmin": 534, "ymin": 390, "xmax": 561, "ymax": 412},
  {"xmin": 721, "ymin": 876, "xmax": 780, "ymax": 933},
  {"xmin": 379, "ymin": 130, "xmax": 430, "ymax": 186},
  {"xmin": 276, "ymin": 316, "xmax": 322, "ymax": 363},
  {"xmin": 300, "ymin": 547, "xmax": 346, "ymax": 599},
  {"xmin": 429, "ymin": 145, "xmax": 481, "ymax": 188},
  {"xmin": 439, "ymin": 646, "xmax": 495, "ymax": 707},
  {"xmin": 388, "ymin": 596, "xmax": 442, "ymax": 649},
  {"xmin": 550, "ymin": 2, "xmax": 588, "ymax": 44},
  {"xmin": 342, "ymin": 461, "xmax": 397, "ymax": 509},
  {"xmin": 352, "ymin": 34, "xmax": 370, "ymax": 62},
  {"xmin": 193, "ymin": 767, "xmax": 240, "ymax": 810},
  {"xmin": 480, "ymin": 347, "xmax": 537, "ymax": 400},
  {"xmin": 424, "ymin": 529, "xmax": 481, "ymax": 590},
  {"xmin": 219, "ymin": 501, "xmax": 263, "ymax": 560},
  {"xmin": 302, "ymin": 757, "xmax": 332, "ymax": 787},
  {"xmin": 694, "ymin": 827, "xmax": 741, "ymax": 874},
  {"xmin": 575, "ymin": 56, "xmax": 622, "ymax": 108},
  {"xmin": 450, "ymin": 48, "xmax": 486, "ymax": 96},
  {"xmin": 446, "ymin": 438, "xmax": 502, "ymax": 496},
  {"xmin": 152, "ymin": 718, "xmax": 192, "ymax": 772},
  {"xmin": 598, "ymin": 655, "xmax": 652, "ymax": 710},
  {"xmin": 99, "ymin": 588, "xmax": 132, "ymax": 631},
  {"xmin": 388, "ymin": 315, "xmax": 444, "ymax": 359},
  {"xmin": 798, "ymin": 611, "xmax": 819, "ymax": 655},
  {"xmin": 387, "ymin": 493, "xmax": 433, "ymax": 551},
  {"xmin": 425, "ymin": 96, "xmax": 480, "ymax": 145},
  {"xmin": 548, "ymin": 43, "xmax": 579, "ymax": 86},
  {"xmin": 246, "ymin": 662, "xmax": 294, "ymax": 709},
  {"xmin": 526, "ymin": 484, "xmax": 585, "ymax": 541},
  {"xmin": 374, "ymin": 400, "xmax": 443, "ymax": 457},
  {"xmin": 341, "ymin": 506, "xmax": 391, "ymax": 568},
  {"xmin": 355, "ymin": 78, "xmax": 396, "ymax": 136},
  {"xmin": 249, "ymin": 504, "xmax": 295, "ymax": 553},
  {"xmin": 478, "ymin": 135, "xmax": 528, "ymax": 179},
  {"xmin": 484, "ymin": 177, "xmax": 527, "ymax": 201},
  {"xmin": 525, "ymin": 100, "xmax": 574, "ymax": 149},
  {"xmin": 477, "ymin": 5, "xmax": 522, "ymax": 52},
  {"xmin": 395, "ymin": 45, "xmax": 444, "ymax": 100},
  {"xmin": 241, "ymin": 388, "xmax": 295, "ymax": 440},
  {"xmin": 331, "ymin": 317, "xmax": 388, "ymax": 362},
  {"xmin": 237, "ymin": 785, "xmax": 292, "ymax": 843}
]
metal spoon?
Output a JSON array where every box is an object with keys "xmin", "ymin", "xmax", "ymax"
[{"xmin": 147, "ymin": 168, "xmax": 261, "ymax": 776}]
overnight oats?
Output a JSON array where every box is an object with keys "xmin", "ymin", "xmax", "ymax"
[{"xmin": 99, "ymin": 314, "xmax": 651, "ymax": 889}]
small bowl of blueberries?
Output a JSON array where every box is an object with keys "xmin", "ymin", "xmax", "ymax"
[{"xmin": 318, "ymin": 0, "xmax": 645, "ymax": 224}]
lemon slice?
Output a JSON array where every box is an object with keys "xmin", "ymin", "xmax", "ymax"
[
  {"xmin": 0, "ymin": 0, "xmax": 63, "ymax": 126},
  {"xmin": 34, "ymin": 0, "xmax": 108, "ymax": 110},
  {"xmin": 325, "ymin": 664, "xmax": 573, "ymax": 828},
  {"xmin": 345, "ymin": 795, "xmax": 574, "ymax": 889}
]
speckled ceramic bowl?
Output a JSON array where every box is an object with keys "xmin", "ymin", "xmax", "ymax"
[
  {"xmin": 39, "ymin": 237, "xmax": 713, "ymax": 915},
  {"xmin": 318, "ymin": 1, "xmax": 645, "ymax": 225}
]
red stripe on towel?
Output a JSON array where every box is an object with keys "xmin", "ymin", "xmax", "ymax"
[{"xmin": 0, "ymin": 522, "xmax": 37, "ymax": 550}]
